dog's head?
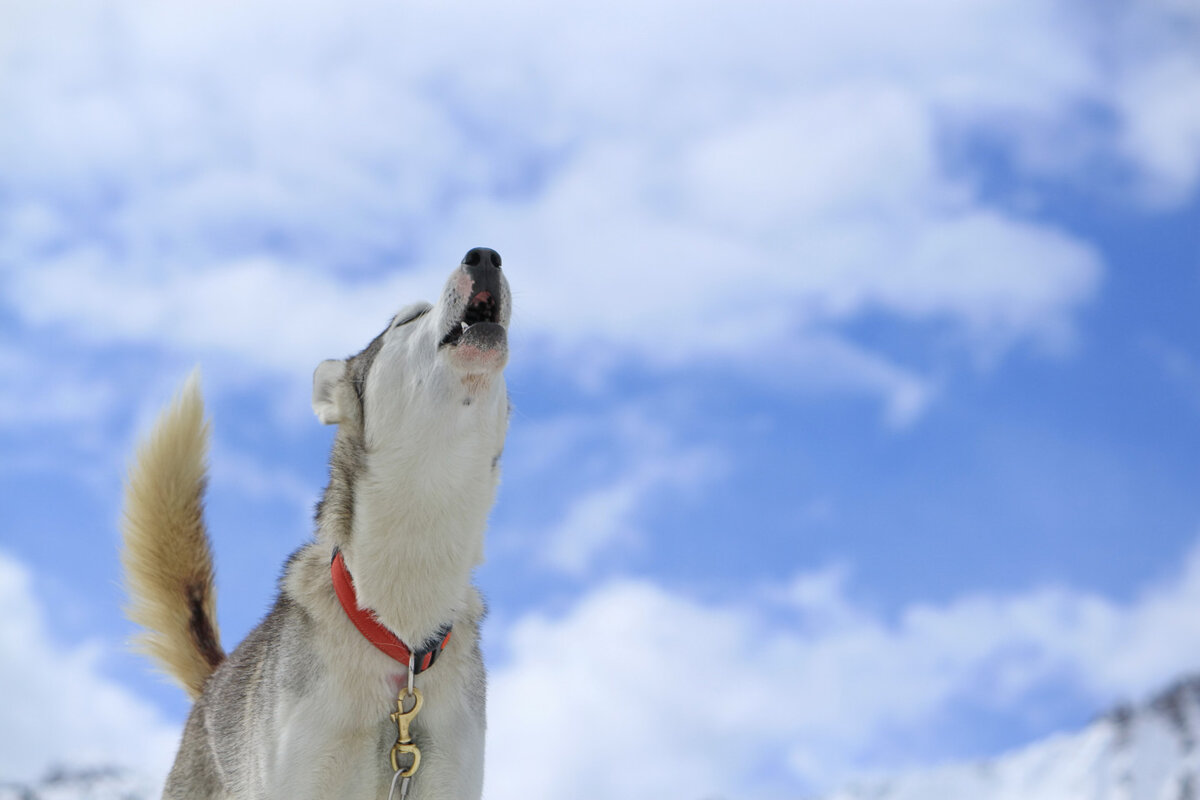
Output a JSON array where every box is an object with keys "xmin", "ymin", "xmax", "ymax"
[{"xmin": 310, "ymin": 248, "xmax": 512, "ymax": 453}]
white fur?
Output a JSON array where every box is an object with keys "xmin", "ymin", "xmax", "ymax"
[
  {"xmin": 248, "ymin": 264, "xmax": 510, "ymax": 798},
  {"xmin": 227, "ymin": 262, "xmax": 506, "ymax": 798}
]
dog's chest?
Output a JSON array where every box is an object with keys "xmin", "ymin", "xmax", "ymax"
[{"xmin": 270, "ymin": 675, "xmax": 399, "ymax": 792}]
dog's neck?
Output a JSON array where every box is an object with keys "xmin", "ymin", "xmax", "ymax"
[{"xmin": 321, "ymin": 381, "xmax": 506, "ymax": 646}]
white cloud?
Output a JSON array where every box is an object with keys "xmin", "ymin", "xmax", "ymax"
[
  {"xmin": 0, "ymin": 550, "xmax": 179, "ymax": 784},
  {"xmin": 7, "ymin": 254, "xmax": 440, "ymax": 372},
  {"xmin": 0, "ymin": 343, "xmax": 121, "ymax": 427},
  {"xmin": 434, "ymin": 112, "xmax": 1102, "ymax": 366},
  {"xmin": 1100, "ymin": 0, "xmax": 1200, "ymax": 206},
  {"xmin": 716, "ymin": 333, "xmax": 940, "ymax": 428},
  {"xmin": 485, "ymin": 538, "xmax": 1200, "ymax": 799},
  {"xmin": 10, "ymin": 0, "xmax": 1193, "ymax": 424},
  {"xmin": 1115, "ymin": 52, "xmax": 1200, "ymax": 206},
  {"xmin": 209, "ymin": 441, "xmax": 319, "ymax": 512}
]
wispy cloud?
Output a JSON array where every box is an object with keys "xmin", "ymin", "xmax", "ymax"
[
  {"xmin": 1144, "ymin": 336, "xmax": 1200, "ymax": 416},
  {"xmin": 541, "ymin": 443, "xmax": 721, "ymax": 576},
  {"xmin": 495, "ymin": 405, "xmax": 725, "ymax": 575},
  {"xmin": 0, "ymin": 343, "xmax": 121, "ymax": 427}
]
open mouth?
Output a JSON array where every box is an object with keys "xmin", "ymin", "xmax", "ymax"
[{"xmin": 439, "ymin": 290, "xmax": 503, "ymax": 348}]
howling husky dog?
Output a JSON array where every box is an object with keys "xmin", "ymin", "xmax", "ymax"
[{"xmin": 121, "ymin": 248, "xmax": 512, "ymax": 799}]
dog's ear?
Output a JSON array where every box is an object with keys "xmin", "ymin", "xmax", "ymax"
[{"xmin": 312, "ymin": 359, "xmax": 348, "ymax": 425}]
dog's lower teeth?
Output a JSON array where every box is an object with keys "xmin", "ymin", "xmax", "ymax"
[{"xmin": 461, "ymin": 322, "xmax": 469, "ymax": 332}]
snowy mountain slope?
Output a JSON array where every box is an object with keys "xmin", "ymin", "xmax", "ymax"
[{"xmin": 823, "ymin": 677, "xmax": 1200, "ymax": 800}]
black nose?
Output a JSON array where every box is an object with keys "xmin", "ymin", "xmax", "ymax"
[{"xmin": 462, "ymin": 247, "xmax": 501, "ymax": 269}]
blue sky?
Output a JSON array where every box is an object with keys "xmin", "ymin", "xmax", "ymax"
[{"xmin": 1, "ymin": 0, "xmax": 1199, "ymax": 797}]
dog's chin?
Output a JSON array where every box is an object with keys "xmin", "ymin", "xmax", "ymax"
[{"xmin": 444, "ymin": 322, "xmax": 508, "ymax": 375}]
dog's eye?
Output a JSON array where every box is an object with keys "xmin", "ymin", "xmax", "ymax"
[{"xmin": 391, "ymin": 304, "xmax": 431, "ymax": 329}]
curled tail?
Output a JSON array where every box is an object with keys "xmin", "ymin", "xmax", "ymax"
[{"xmin": 120, "ymin": 370, "xmax": 225, "ymax": 699}]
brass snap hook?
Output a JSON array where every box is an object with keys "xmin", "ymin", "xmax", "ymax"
[
  {"xmin": 389, "ymin": 686, "xmax": 424, "ymax": 776},
  {"xmin": 390, "ymin": 741, "xmax": 421, "ymax": 777}
]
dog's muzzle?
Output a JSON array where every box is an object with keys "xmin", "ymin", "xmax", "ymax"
[{"xmin": 440, "ymin": 247, "xmax": 507, "ymax": 352}]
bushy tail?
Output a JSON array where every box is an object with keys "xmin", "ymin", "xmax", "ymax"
[{"xmin": 120, "ymin": 370, "xmax": 225, "ymax": 699}]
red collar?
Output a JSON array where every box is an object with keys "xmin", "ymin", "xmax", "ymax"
[{"xmin": 330, "ymin": 548, "xmax": 452, "ymax": 674}]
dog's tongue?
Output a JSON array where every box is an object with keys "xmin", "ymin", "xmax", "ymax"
[{"xmin": 471, "ymin": 291, "xmax": 492, "ymax": 305}]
